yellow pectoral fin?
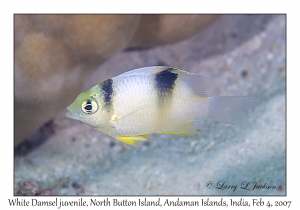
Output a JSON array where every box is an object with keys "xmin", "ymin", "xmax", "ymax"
[{"xmin": 115, "ymin": 135, "xmax": 152, "ymax": 146}]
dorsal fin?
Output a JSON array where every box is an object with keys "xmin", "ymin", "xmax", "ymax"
[
  {"xmin": 117, "ymin": 66, "xmax": 214, "ymax": 96},
  {"xmin": 117, "ymin": 66, "xmax": 168, "ymax": 77},
  {"xmin": 172, "ymin": 68, "xmax": 213, "ymax": 97}
]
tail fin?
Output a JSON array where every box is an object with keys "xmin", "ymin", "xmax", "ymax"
[{"xmin": 207, "ymin": 96, "xmax": 259, "ymax": 125}]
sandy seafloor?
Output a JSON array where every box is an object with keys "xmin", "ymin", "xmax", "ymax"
[{"xmin": 14, "ymin": 15, "xmax": 286, "ymax": 195}]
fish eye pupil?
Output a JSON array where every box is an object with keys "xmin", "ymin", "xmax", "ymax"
[{"xmin": 85, "ymin": 104, "xmax": 92, "ymax": 111}]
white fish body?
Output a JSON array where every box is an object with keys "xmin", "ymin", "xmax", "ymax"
[{"xmin": 66, "ymin": 66, "xmax": 259, "ymax": 145}]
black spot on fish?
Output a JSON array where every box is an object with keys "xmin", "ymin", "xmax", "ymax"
[
  {"xmin": 155, "ymin": 68, "xmax": 178, "ymax": 95},
  {"xmin": 101, "ymin": 79, "xmax": 113, "ymax": 107},
  {"xmin": 155, "ymin": 68, "xmax": 179, "ymax": 106}
]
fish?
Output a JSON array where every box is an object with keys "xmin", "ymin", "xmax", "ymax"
[{"xmin": 66, "ymin": 66, "xmax": 259, "ymax": 146}]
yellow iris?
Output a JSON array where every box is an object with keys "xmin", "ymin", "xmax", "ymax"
[{"xmin": 81, "ymin": 99, "xmax": 98, "ymax": 114}]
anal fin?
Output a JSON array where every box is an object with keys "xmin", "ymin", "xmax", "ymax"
[
  {"xmin": 158, "ymin": 130, "xmax": 199, "ymax": 136},
  {"xmin": 115, "ymin": 135, "xmax": 152, "ymax": 146},
  {"xmin": 158, "ymin": 119, "xmax": 205, "ymax": 136}
]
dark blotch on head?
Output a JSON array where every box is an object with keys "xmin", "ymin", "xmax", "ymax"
[
  {"xmin": 155, "ymin": 68, "xmax": 178, "ymax": 94},
  {"xmin": 101, "ymin": 79, "xmax": 113, "ymax": 107}
]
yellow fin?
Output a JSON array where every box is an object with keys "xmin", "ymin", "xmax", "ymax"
[
  {"xmin": 158, "ymin": 131, "xmax": 199, "ymax": 136},
  {"xmin": 115, "ymin": 135, "xmax": 152, "ymax": 146},
  {"xmin": 158, "ymin": 120, "xmax": 203, "ymax": 136}
]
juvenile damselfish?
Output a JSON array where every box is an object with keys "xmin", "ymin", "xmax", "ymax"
[{"xmin": 66, "ymin": 66, "xmax": 259, "ymax": 146}]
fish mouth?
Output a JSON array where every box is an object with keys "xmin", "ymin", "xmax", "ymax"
[
  {"xmin": 66, "ymin": 111, "xmax": 74, "ymax": 119},
  {"xmin": 66, "ymin": 107, "xmax": 77, "ymax": 119}
]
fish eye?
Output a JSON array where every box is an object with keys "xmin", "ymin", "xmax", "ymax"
[{"xmin": 81, "ymin": 99, "xmax": 98, "ymax": 114}]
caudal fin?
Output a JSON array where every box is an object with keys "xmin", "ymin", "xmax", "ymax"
[{"xmin": 207, "ymin": 96, "xmax": 259, "ymax": 125}]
